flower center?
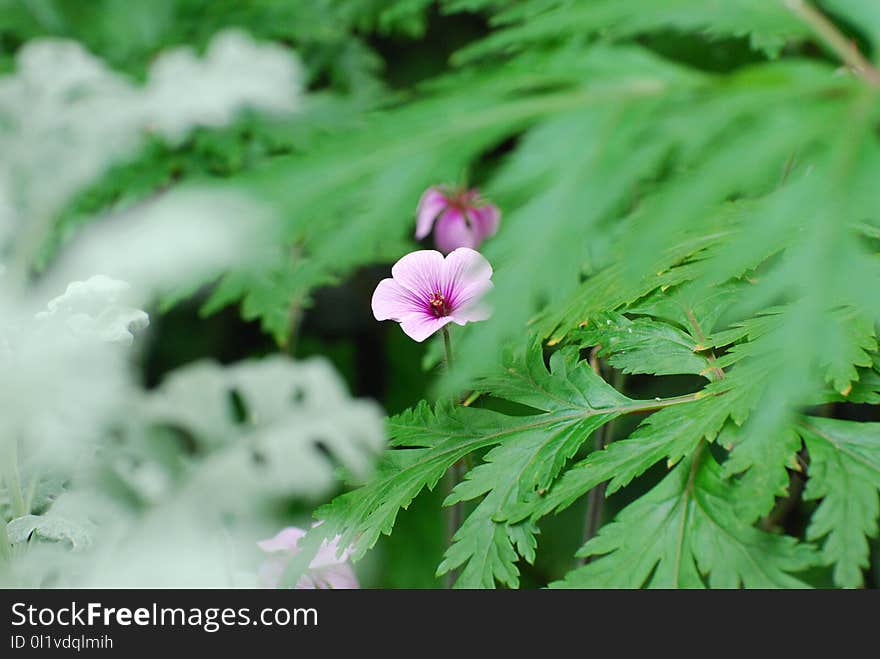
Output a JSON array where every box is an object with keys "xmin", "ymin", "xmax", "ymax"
[{"xmin": 428, "ymin": 291, "xmax": 451, "ymax": 318}]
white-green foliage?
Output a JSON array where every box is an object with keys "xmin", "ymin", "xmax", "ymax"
[
  {"xmin": 1, "ymin": 290, "xmax": 385, "ymax": 586},
  {"xmin": 0, "ymin": 30, "xmax": 302, "ymax": 264},
  {"xmin": 143, "ymin": 355, "xmax": 385, "ymax": 505},
  {"xmin": 0, "ymin": 266, "xmax": 385, "ymax": 586},
  {"xmin": 0, "ymin": 30, "xmax": 383, "ymax": 587}
]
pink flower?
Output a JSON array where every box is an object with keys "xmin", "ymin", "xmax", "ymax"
[
  {"xmin": 257, "ymin": 526, "xmax": 358, "ymax": 589},
  {"xmin": 371, "ymin": 248, "xmax": 493, "ymax": 342},
  {"xmin": 415, "ymin": 186, "xmax": 500, "ymax": 254}
]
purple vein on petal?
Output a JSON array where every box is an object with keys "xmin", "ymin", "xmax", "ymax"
[
  {"xmin": 372, "ymin": 278, "xmax": 427, "ymax": 320},
  {"xmin": 391, "ymin": 250, "xmax": 445, "ymax": 302}
]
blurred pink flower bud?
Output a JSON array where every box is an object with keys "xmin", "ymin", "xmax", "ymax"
[{"xmin": 415, "ymin": 185, "xmax": 500, "ymax": 254}]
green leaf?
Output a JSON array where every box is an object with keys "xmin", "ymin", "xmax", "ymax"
[
  {"xmin": 454, "ymin": 0, "xmax": 810, "ymax": 63},
  {"xmin": 201, "ymin": 253, "xmax": 332, "ymax": 346},
  {"xmin": 315, "ymin": 402, "xmax": 516, "ymax": 562},
  {"xmin": 318, "ymin": 345, "xmax": 704, "ymax": 587},
  {"xmin": 527, "ymin": 385, "xmax": 740, "ymax": 523},
  {"xmin": 438, "ymin": 347, "xmax": 630, "ymax": 587},
  {"xmin": 439, "ymin": 491, "xmax": 539, "ymax": 589},
  {"xmin": 627, "ymin": 280, "xmax": 744, "ymax": 341},
  {"xmin": 820, "ymin": 367, "xmax": 880, "ymax": 405},
  {"xmin": 719, "ymin": 423, "xmax": 802, "ymax": 522},
  {"xmin": 799, "ymin": 417, "xmax": 880, "ymax": 588},
  {"xmin": 552, "ymin": 449, "xmax": 817, "ymax": 588},
  {"xmin": 820, "ymin": 306, "xmax": 877, "ymax": 395},
  {"xmin": 576, "ymin": 311, "xmax": 711, "ymax": 378}
]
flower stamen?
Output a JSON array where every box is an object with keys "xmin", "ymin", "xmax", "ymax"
[{"xmin": 428, "ymin": 291, "xmax": 450, "ymax": 318}]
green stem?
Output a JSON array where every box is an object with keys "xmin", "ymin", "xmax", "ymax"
[
  {"xmin": 444, "ymin": 461, "xmax": 465, "ymax": 589},
  {"xmin": 581, "ymin": 430, "xmax": 610, "ymax": 562},
  {"xmin": 607, "ymin": 390, "xmax": 707, "ymax": 416},
  {"xmin": 581, "ymin": 368, "xmax": 625, "ymax": 560},
  {"xmin": 686, "ymin": 309, "xmax": 725, "ymax": 382},
  {"xmin": 784, "ymin": 0, "xmax": 880, "ymax": 87},
  {"xmin": 461, "ymin": 390, "xmax": 481, "ymax": 407},
  {"xmin": 442, "ymin": 326, "xmax": 454, "ymax": 371},
  {"xmin": 441, "ymin": 325, "xmax": 462, "ymax": 588}
]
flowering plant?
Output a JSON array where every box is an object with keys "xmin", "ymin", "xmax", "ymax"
[
  {"xmin": 2, "ymin": 0, "xmax": 880, "ymax": 592},
  {"xmin": 371, "ymin": 247, "xmax": 493, "ymax": 342}
]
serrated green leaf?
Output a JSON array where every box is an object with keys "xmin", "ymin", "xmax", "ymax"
[
  {"xmin": 454, "ymin": 0, "xmax": 809, "ymax": 63},
  {"xmin": 720, "ymin": 423, "xmax": 802, "ymax": 522},
  {"xmin": 525, "ymin": 385, "xmax": 740, "ymax": 523},
  {"xmin": 819, "ymin": 367, "xmax": 880, "ymax": 405},
  {"xmin": 820, "ymin": 307, "xmax": 877, "ymax": 395},
  {"xmin": 576, "ymin": 311, "xmax": 710, "ymax": 378},
  {"xmin": 628, "ymin": 280, "xmax": 745, "ymax": 340},
  {"xmin": 552, "ymin": 449, "xmax": 816, "ymax": 588},
  {"xmin": 799, "ymin": 416, "xmax": 880, "ymax": 588},
  {"xmin": 317, "ymin": 345, "xmax": 717, "ymax": 587},
  {"xmin": 202, "ymin": 253, "xmax": 331, "ymax": 346}
]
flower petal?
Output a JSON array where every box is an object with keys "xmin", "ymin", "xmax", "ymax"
[
  {"xmin": 399, "ymin": 312, "xmax": 453, "ymax": 342},
  {"xmin": 434, "ymin": 208, "xmax": 478, "ymax": 254},
  {"xmin": 390, "ymin": 249, "xmax": 444, "ymax": 299},
  {"xmin": 442, "ymin": 247, "xmax": 493, "ymax": 304},
  {"xmin": 451, "ymin": 281, "xmax": 493, "ymax": 324},
  {"xmin": 257, "ymin": 557, "xmax": 287, "ymax": 588},
  {"xmin": 314, "ymin": 564, "xmax": 359, "ymax": 589},
  {"xmin": 294, "ymin": 574, "xmax": 319, "ymax": 589},
  {"xmin": 469, "ymin": 204, "xmax": 500, "ymax": 242},
  {"xmin": 311, "ymin": 535, "xmax": 352, "ymax": 568},
  {"xmin": 415, "ymin": 187, "xmax": 448, "ymax": 240},
  {"xmin": 257, "ymin": 526, "xmax": 306, "ymax": 553},
  {"xmin": 372, "ymin": 278, "xmax": 424, "ymax": 321}
]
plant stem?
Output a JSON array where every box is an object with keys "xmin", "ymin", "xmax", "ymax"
[
  {"xmin": 686, "ymin": 310, "xmax": 725, "ymax": 381},
  {"xmin": 608, "ymin": 390, "xmax": 706, "ymax": 416},
  {"xmin": 760, "ymin": 447, "xmax": 808, "ymax": 532},
  {"xmin": 581, "ymin": 366, "xmax": 624, "ymax": 560},
  {"xmin": 444, "ymin": 462, "xmax": 465, "ymax": 589},
  {"xmin": 784, "ymin": 0, "xmax": 880, "ymax": 87},
  {"xmin": 441, "ymin": 325, "xmax": 462, "ymax": 588},
  {"xmin": 442, "ymin": 326, "xmax": 454, "ymax": 371},
  {"xmin": 581, "ymin": 425, "xmax": 611, "ymax": 561},
  {"xmin": 461, "ymin": 390, "xmax": 481, "ymax": 407}
]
